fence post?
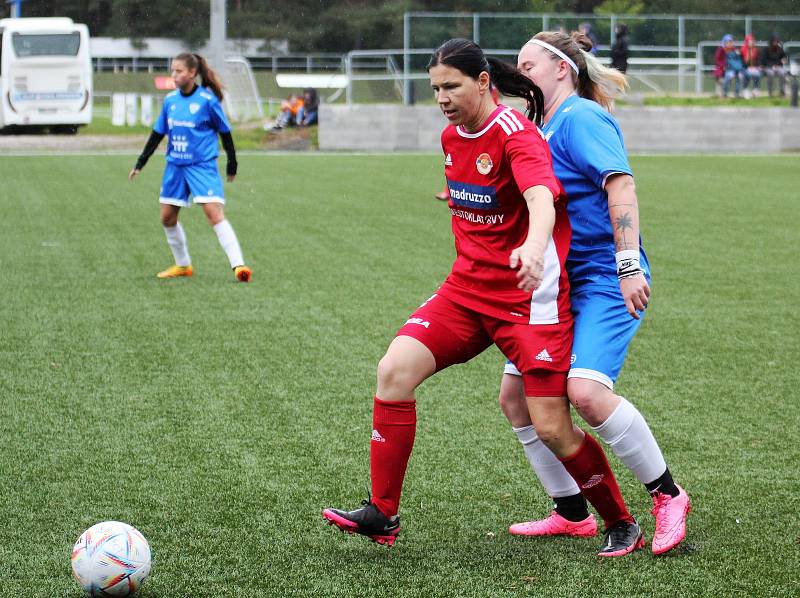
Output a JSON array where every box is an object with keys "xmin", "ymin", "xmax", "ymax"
[
  {"xmin": 473, "ymin": 13, "xmax": 480, "ymax": 45},
  {"xmin": 346, "ymin": 52, "xmax": 353, "ymax": 106},
  {"xmin": 403, "ymin": 12, "xmax": 411, "ymax": 105},
  {"xmin": 610, "ymin": 14, "xmax": 617, "ymax": 45},
  {"xmin": 678, "ymin": 15, "xmax": 685, "ymax": 94},
  {"xmin": 695, "ymin": 42, "xmax": 703, "ymax": 94}
]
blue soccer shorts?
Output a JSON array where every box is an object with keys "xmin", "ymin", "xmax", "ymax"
[
  {"xmin": 159, "ymin": 160, "xmax": 225, "ymax": 207},
  {"xmin": 504, "ymin": 283, "xmax": 645, "ymax": 389}
]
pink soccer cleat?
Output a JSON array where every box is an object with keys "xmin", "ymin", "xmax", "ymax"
[
  {"xmin": 509, "ymin": 511, "xmax": 598, "ymax": 537},
  {"xmin": 651, "ymin": 484, "xmax": 691, "ymax": 555}
]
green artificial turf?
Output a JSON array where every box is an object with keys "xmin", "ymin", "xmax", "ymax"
[{"xmin": 0, "ymin": 154, "xmax": 797, "ymax": 597}]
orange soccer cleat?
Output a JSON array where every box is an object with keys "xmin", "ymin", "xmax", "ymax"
[
  {"xmin": 156, "ymin": 265, "xmax": 193, "ymax": 279},
  {"xmin": 234, "ymin": 265, "xmax": 252, "ymax": 282}
]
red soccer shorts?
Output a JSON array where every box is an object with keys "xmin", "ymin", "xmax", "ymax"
[{"xmin": 395, "ymin": 293, "xmax": 571, "ymax": 396}]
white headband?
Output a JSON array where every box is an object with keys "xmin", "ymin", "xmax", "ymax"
[{"xmin": 525, "ymin": 38, "xmax": 579, "ymax": 75}]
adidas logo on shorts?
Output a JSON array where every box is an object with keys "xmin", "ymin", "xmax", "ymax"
[{"xmin": 535, "ymin": 349, "xmax": 553, "ymax": 362}]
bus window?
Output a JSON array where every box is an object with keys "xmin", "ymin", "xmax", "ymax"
[{"xmin": 12, "ymin": 32, "xmax": 80, "ymax": 57}]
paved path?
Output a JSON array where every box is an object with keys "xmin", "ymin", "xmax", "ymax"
[{"xmin": 0, "ymin": 134, "xmax": 142, "ymax": 153}]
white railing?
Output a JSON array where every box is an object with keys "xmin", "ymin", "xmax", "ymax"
[{"xmin": 345, "ymin": 47, "xmax": 703, "ymax": 104}]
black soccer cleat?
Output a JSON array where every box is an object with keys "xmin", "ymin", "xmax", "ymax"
[
  {"xmin": 597, "ymin": 518, "xmax": 645, "ymax": 557},
  {"xmin": 323, "ymin": 497, "xmax": 400, "ymax": 547}
]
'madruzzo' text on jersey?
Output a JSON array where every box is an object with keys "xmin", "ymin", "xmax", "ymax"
[
  {"xmin": 154, "ymin": 85, "xmax": 231, "ymax": 165},
  {"xmin": 439, "ymin": 105, "xmax": 571, "ymax": 324}
]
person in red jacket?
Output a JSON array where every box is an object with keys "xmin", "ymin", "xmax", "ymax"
[
  {"xmin": 713, "ymin": 36, "xmax": 728, "ymax": 97},
  {"xmin": 742, "ymin": 34, "xmax": 761, "ymax": 98}
]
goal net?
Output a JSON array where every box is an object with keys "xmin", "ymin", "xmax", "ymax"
[{"xmin": 223, "ymin": 56, "xmax": 264, "ymax": 122}]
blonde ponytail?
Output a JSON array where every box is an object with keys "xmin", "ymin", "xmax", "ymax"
[{"xmin": 578, "ymin": 48, "xmax": 628, "ymax": 111}]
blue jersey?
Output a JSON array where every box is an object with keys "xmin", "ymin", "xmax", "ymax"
[
  {"xmin": 154, "ymin": 85, "xmax": 231, "ymax": 165},
  {"xmin": 542, "ymin": 95, "xmax": 649, "ymax": 287}
]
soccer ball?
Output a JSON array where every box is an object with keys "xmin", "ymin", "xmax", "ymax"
[{"xmin": 71, "ymin": 521, "xmax": 151, "ymax": 597}]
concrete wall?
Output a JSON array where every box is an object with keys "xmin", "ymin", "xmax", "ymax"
[{"xmin": 319, "ymin": 104, "xmax": 800, "ymax": 153}]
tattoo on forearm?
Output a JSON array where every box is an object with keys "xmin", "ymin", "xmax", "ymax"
[{"xmin": 614, "ymin": 213, "xmax": 634, "ymax": 250}]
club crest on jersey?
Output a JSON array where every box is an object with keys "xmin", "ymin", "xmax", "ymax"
[
  {"xmin": 189, "ymin": 103, "xmax": 200, "ymax": 114},
  {"xmin": 475, "ymin": 153, "xmax": 493, "ymax": 175}
]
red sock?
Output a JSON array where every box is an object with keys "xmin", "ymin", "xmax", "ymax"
[
  {"xmin": 370, "ymin": 396, "xmax": 417, "ymax": 517},
  {"xmin": 558, "ymin": 433, "xmax": 633, "ymax": 528}
]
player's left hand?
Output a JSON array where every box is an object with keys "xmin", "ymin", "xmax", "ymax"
[
  {"xmin": 227, "ymin": 175, "xmax": 236, "ymax": 182},
  {"xmin": 620, "ymin": 273, "xmax": 650, "ymax": 320},
  {"xmin": 510, "ymin": 242, "xmax": 544, "ymax": 292}
]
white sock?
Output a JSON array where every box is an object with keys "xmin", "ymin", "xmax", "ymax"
[
  {"xmin": 513, "ymin": 425, "xmax": 580, "ymax": 498},
  {"xmin": 164, "ymin": 223, "xmax": 191, "ymax": 267},
  {"xmin": 592, "ymin": 397, "xmax": 667, "ymax": 485},
  {"xmin": 213, "ymin": 219, "xmax": 244, "ymax": 268}
]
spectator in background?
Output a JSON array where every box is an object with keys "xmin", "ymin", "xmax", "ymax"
[
  {"xmin": 578, "ymin": 22, "xmax": 598, "ymax": 55},
  {"xmin": 610, "ymin": 24, "xmax": 630, "ymax": 73},
  {"xmin": 273, "ymin": 93, "xmax": 304, "ymax": 130},
  {"xmin": 296, "ymin": 88, "xmax": 319, "ymax": 126},
  {"xmin": 741, "ymin": 34, "xmax": 761, "ymax": 98},
  {"xmin": 721, "ymin": 35, "xmax": 744, "ymax": 98},
  {"xmin": 713, "ymin": 36, "xmax": 728, "ymax": 97},
  {"xmin": 761, "ymin": 35, "xmax": 788, "ymax": 97}
]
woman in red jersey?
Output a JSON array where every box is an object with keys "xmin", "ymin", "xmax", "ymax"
[{"xmin": 323, "ymin": 39, "xmax": 638, "ymax": 555}]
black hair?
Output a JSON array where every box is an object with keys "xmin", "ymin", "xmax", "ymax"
[{"xmin": 427, "ymin": 38, "xmax": 545, "ymax": 126}]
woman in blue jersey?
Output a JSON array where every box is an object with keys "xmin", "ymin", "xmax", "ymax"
[
  {"xmin": 499, "ymin": 30, "xmax": 691, "ymax": 555},
  {"xmin": 129, "ymin": 53, "xmax": 251, "ymax": 282}
]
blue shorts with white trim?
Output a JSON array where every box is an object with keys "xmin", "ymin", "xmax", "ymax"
[
  {"xmin": 504, "ymin": 282, "xmax": 645, "ymax": 389},
  {"xmin": 159, "ymin": 160, "xmax": 224, "ymax": 207}
]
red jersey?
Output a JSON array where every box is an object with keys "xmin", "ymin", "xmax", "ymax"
[{"xmin": 437, "ymin": 104, "xmax": 572, "ymax": 325}]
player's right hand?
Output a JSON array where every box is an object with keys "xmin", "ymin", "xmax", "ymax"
[
  {"xmin": 510, "ymin": 242, "xmax": 544, "ymax": 293},
  {"xmin": 619, "ymin": 273, "xmax": 650, "ymax": 320},
  {"xmin": 128, "ymin": 168, "xmax": 140, "ymax": 181}
]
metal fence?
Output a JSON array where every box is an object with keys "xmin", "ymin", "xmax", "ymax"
[
  {"xmin": 93, "ymin": 53, "xmax": 346, "ymax": 74},
  {"xmin": 401, "ymin": 11, "xmax": 800, "ymax": 102},
  {"xmin": 93, "ymin": 12, "xmax": 800, "ymax": 103}
]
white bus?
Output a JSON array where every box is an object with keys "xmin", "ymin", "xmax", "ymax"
[{"xmin": 0, "ymin": 17, "xmax": 92, "ymax": 132}]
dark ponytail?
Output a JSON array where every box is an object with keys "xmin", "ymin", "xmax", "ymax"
[
  {"xmin": 427, "ymin": 38, "xmax": 545, "ymax": 126},
  {"xmin": 174, "ymin": 52, "xmax": 224, "ymax": 101},
  {"xmin": 486, "ymin": 56, "xmax": 544, "ymax": 126}
]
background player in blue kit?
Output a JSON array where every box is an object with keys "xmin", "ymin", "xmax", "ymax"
[
  {"xmin": 129, "ymin": 52, "xmax": 251, "ymax": 282},
  {"xmin": 500, "ymin": 30, "xmax": 691, "ymax": 555}
]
